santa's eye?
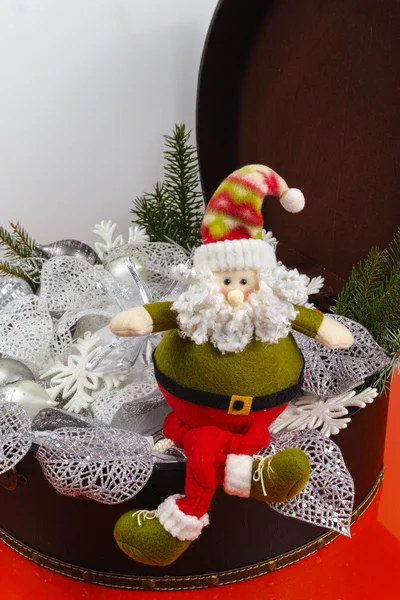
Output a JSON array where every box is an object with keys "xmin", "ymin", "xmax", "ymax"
[
  {"xmin": 240, "ymin": 279, "xmax": 247, "ymax": 285},
  {"xmin": 223, "ymin": 278, "xmax": 231, "ymax": 285}
]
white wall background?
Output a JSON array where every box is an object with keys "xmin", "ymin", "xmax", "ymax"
[{"xmin": 0, "ymin": 0, "xmax": 218, "ymax": 247}]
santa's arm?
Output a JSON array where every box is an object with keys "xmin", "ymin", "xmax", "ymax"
[
  {"xmin": 292, "ymin": 305, "xmax": 354, "ymax": 349},
  {"xmin": 110, "ymin": 301, "xmax": 178, "ymax": 337}
]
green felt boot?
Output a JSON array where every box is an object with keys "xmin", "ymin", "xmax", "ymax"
[
  {"xmin": 251, "ymin": 448, "xmax": 310, "ymax": 503},
  {"xmin": 114, "ymin": 508, "xmax": 191, "ymax": 566}
]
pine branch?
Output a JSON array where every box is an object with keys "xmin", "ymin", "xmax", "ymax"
[
  {"xmin": 0, "ymin": 225, "xmax": 28, "ymax": 260},
  {"xmin": 0, "ymin": 222, "xmax": 41, "ymax": 289},
  {"xmin": 0, "ymin": 260, "xmax": 32, "ymax": 283},
  {"xmin": 383, "ymin": 228, "xmax": 400, "ymax": 271},
  {"xmin": 335, "ymin": 228, "xmax": 400, "ymax": 392},
  {"xmin": 132, "ymin": 183, "xmax": 172, "ymax": 244},
  {"xmin": 9, "ymin": 221, "xmax": 38, "ymax": 255},
  {"xmin": 131, "ymin": 124, "xmax": 204, "ymax": 252}
]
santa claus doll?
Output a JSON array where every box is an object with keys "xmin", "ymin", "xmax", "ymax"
[{"xmin": 111, "ymin": 164, "xmax": 354, "ymax": 566}]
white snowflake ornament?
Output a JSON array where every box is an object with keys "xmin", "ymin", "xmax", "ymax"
[
  {"xmin": 270, "ymin": 385, "xmax": 378, "ymax": 437},
  {"xmin": 93, "ymin": 221, "xmax": 125, "ymax": 259},
  {"xmin": 40, "ymin": 333, "xmax": 126, "ymax": 413},
  {"xmin": 93, "ymin": 220, "xmax": 149, "ymax": 259},
  {"xmin": 128, "ymin": 224, "xmax": 150, "ymax": 244}
]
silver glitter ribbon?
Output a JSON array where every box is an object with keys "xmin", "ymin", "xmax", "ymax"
[
  {"xmin": 31, "ymin": 407, "xmax": 95, "ymax": 433},
  {"xmin": 294, "ymin": 315, "xmax": 389, "ymax": 396},
  {"xmin": 0, "ymin": 400, "xmax": 32, "ymax": 475},
  {"xmin": 91, "ymin": 368, "xmax": 159, "ymax": 424},
  {"xmin": 37, "ymin": 427, "xmax": 153, "ymax": 504},
  {"xmin": 260, "ymin": 429, "xmax": 354, "ymax": 536},
  {"xmin": 110, "ymin": 390, "xmax": 171, "ymax": 437}
]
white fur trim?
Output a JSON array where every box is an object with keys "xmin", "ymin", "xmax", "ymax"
[
  {"xmin": 280, "ymin": 188, "xmax": 305, "ymax": 213},
  {"xmin": 224, "ymin": 454, "xmax": 253, "ymax": 498},
  {"xmin": 156, "ymin": 494, "xmax": 210, "ymax": 542},
  {"xmin": 193, "ymin": 239, "xmax": 277, "ymax": 273}
]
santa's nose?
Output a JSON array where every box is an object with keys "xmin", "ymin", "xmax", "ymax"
[{"xmin": 227, "ymin": 290, "xmax": 245, "ymax": 306}]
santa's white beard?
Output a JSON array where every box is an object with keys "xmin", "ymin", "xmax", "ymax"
[{"xmin": 171, "ymin": 265, "xmax": 309, "ymax": 353}]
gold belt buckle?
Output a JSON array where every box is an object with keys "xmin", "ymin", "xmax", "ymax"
[{"xmin": 228, "ymin": 395, "xmax": 253, "ymax": 416}]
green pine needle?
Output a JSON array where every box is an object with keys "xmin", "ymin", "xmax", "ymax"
[
  {"xmin": 0, "ymin": 221, "xmax": 40, "ymax": 289},
  {"xmin": 132, "ymin": 124, "xmax": 204, "ymax": 253},
  {"xmin": 0, "ymin": 260, "xmax": 33, "ymax": 284},
  {"xmin": 334, "ymin": 228, "xmax": 400, "ymax": 393},
  {"xmin": 10, "ymin": 221, "xmax": 39, "ymax": 255}
]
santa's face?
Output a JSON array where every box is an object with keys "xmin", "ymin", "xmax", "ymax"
[
  {"xmin": 172, "ymin": 263, "xmax": 310, "ymax": 353},
  {"xmin": 213, "ymin": 269, "xmax": 259, "ymax": 306}
]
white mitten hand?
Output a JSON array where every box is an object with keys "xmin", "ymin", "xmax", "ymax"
[
  {"xmin": 110, "ymin": 306, "xmax": 153, "ymax": 337},
  {"xmin": 315, "ymin": 316, "xmax": 354, "ymax": 349}
]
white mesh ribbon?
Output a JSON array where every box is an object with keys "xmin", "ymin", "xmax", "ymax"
[
  {"xmin": 0, "ymin": 400, "xmax": 32, "ymax": 475},
  {"xmin": 39, "ymin": 256, "xmax": 112, "ymax": 316},
  {"xmin": 37, "ymin": 427, "xmax": 153, "ymax": 504},
  {"xmin": 104, "ymin": 242, "xmax": 188, "ymax": 300},
  {"xmin": 129, "ymin": 242, "xmax": 188, "ymax": 278},
  {"xmin": 260, "ymin": 429, "xmax": 354, "ymax": 536},
  {"xmin": 294, "ymin": 315, "xmax": 389, "ymax": 396},
  {"xmin": 0, "ymin": 295, "xmax": 53, "ymax": 371},
  {"xmin": 38, "ymin": 257, "xmax": 118, "ymax": 356}
]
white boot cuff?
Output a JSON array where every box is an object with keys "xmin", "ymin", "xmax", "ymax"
[
  {"xmin": 156, "ymin": 494, "xmax": 210, "ymax": 542},
  {"xmin": 224, "ymin": 454, "xmax": 253, "ymax": 497}
]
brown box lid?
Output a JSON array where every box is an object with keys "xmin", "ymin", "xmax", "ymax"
[{"xmin": 197, "ymin": 0, "xmax": 400, "ymax": 308}]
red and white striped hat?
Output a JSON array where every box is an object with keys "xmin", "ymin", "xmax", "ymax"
[{"xmin": 193, "ymin": 164, "xmax": 304, "ymax": 273}]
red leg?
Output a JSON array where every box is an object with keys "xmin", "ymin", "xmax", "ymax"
[
  {"xmin": 177, "ymin": 426, "xmax": 232, "ymax": 518},
  {"xmin": 216, "ymin": 404, "xmax": 288, "ymax": 485}
]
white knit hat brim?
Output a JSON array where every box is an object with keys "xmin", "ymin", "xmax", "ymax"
[{"xmin": 193, "ymin": 239, "xmax": 277, "ymax": 273}]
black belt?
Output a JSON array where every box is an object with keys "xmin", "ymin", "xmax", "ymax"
[{"xmin": 154, "ymin": 360, "xmax": 304, "ymax": 416}]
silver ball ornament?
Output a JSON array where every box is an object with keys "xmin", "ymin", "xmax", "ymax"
[
  {"xmin": 37, "ymin": 240, "xmax": 101, "ymax": 265},
  {"xmin": 0, "ymin": 380, "xmax": 58, "ymax": 421},
  {"xmin": 0, "ymin": 358, "xmax": 35, "ymax": 387},
  {"xmin": 0, "ymin": 276, "xmax": 33, "ymax": 310}
]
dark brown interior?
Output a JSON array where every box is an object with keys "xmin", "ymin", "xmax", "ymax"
[{"xmin": 197, "ymin": 0, "xmax": 400, "ymax": 308}]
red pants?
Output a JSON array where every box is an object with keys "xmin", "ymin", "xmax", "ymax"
[{"xmin": 161, "ymin": 386, "xmax": 287, "ymax": 519}]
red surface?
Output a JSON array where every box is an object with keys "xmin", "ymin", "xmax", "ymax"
[{"xmin": 1, "ymin": 374, "xmax": 399, "ymax": 600}]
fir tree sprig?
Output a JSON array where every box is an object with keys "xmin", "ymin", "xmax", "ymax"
[
  {"xmin": 10, "ymin": 221, "xmax": 39, "ymax": 255},
  {"xmin": 0, "ymin": 260, "xmax": 32, "ymax": 283},
  {"xmin": 335, "ymin": 228, "xmax": 400, "ymax": 394},
  {"xmin": 132, "ymin": 124, "xmax": 204, "ymax": 253},
  {"xmin": 0, "ymin": 222, "xmax": 40, "ymax": 291}
]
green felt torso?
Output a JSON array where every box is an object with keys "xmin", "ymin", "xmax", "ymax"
[
  {"xmin": 146, "ymin": 302, "xmax": 323, "ymax": 397},
  {"xmin": 154, "ymin": 330, "xmax": 305, "ymax": 397}
]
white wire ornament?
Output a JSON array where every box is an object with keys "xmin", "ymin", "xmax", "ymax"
[
  {"xmin": 294, "ymin": 315, "xmax": 389, "ymax": 396},
  {"xmin": 0, "ymin": 400, "xmax": 32, "ymax": 475},
  {"xmin": 36, "ymin": 427, "xmax": 153, "ymax": 504},
  {"xmin": 260, "ymin": 429, "xmax": 354, "ymax": 536},
  {"xmin": 270, "ymin": 385, "xmax": 378, "ymax": 437}
]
